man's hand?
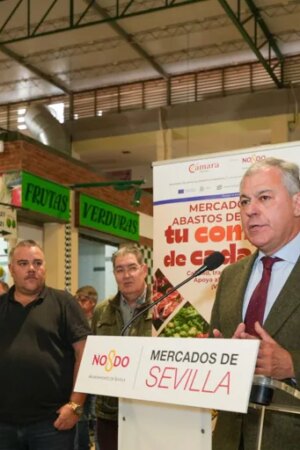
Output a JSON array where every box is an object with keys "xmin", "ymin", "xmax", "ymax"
[
  {"xmin": 213, "ymin": 322, "xmax": 250, "ymax": 339},
  {"xmin": 232, "ymin": 322, "xmax": 295, "ymax": 379},
  {"xmin": 232, "ymin": 322, "xmax": 253, "ymax": 339},
  {"xmin": 53, "ymin": 404, "xmax": 79, "ymax": 430},
  {"xmin": 253, "ymin": 322, "xmax": 295, "ymax": 379},
  {"xmin": 212, "ymin": 328, "xmax": 223, "ymax": 338},
  {"xmin": 215, "ymin": 322, "xmax": 295, "ymax": 380}
]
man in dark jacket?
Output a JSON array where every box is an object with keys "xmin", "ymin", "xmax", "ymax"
[{"xmin": 92, "ymin": 243, "xmax": 152, "ymax": 450}]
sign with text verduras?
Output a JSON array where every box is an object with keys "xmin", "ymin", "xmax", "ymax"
[
  {"xmin": 78, "ymin": 193, "xmax": 139, "ymax": 241},
  {"xmin": 75, "ymin": 336, "xmax": 259, "ymax": 413}
]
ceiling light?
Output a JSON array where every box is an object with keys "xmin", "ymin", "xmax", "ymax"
[
  {"xmin": 18, "ymin": 108, "xmax": 27, "ymax": 115},
  {"xmin": 48, "ymin": 102, "xmax": 65, "ymax": 123},
  {"xmin": 131, "ymin": 189, "xmax": 142, "ymax": 207}
]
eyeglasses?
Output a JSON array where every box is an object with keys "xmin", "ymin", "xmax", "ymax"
[{"xmin": 114, "ymin": 264, "xmax": 142, "ymax": 276}]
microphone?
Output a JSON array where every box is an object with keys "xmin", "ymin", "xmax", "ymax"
[
  {"xmin": 121, "ymin": 251, "xmax": 225, "ymax": 336},
  {"xmin": 194, "ymin": 251, "xmax": 225, "ymax": 274}
]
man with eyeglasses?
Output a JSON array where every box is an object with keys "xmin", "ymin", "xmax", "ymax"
[
  {"xmin": 0, "ymin": 239, "xmax": 90, "ymax": 450},
  {"xmin": 92, "ymin": 243, "xmax": 152, "ymax": 450}
]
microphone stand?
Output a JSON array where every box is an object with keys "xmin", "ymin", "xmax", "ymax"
[
  {"xmin": 248, "ymin": 376, "xmax": 300, "ymax": 450},
  {"xmin": 252, "ymin": 401, "xmax": 300, "ymax": 450}
]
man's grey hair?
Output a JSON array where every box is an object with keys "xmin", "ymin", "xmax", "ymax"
[
  {"xmin": 112, "ymin": 243, "xmax": 144, "ymax": 268},
  {"xmin": 9, "ymin": 239, "xmax": 43, "ymax": 263},
  {"xmin": 241, "ymin": 157, "xmax": 300, "ymax": 195}
]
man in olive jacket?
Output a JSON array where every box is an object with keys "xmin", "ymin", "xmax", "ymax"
[
  {"xmin": 210, "ymin": 157, "xmax": 300, "ymax": 450},
  {"xmin": 92, "ymin": 244, "xmax": 152, "ymax": 450}
]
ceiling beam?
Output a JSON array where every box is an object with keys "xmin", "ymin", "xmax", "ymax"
[
  {"xmin": 0, "ymin": 0, "xmax": 207, "ymax": 45},
  {"xmin": 0, "ymin": 44, "xmax": 72, "ymax": 94},
  {"xmin": 217, "ymin": 0, "xmax": 284, "ymax": 88},
  {"xmin": 84, "ymin": 0, "xmax": 169, "ymax": 80}
]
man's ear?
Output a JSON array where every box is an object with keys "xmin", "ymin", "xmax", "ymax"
[{"xmin": 293, "ymin": 192, "xmax": 300, "ymax": 217}]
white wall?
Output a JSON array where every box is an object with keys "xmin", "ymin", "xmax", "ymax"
[
  {"xmin": 17, "ymin": 223, "xmax": 44, "ymax": 247},
  {"xmin": 78, "ymin": 238, "xmax": 118, "ymax": 302}
]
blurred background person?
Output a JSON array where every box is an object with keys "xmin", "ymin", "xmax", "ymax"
[
  {"xmin": 75, "ymin": 285, "xmax": 98, "ymax": 450},
  {"xmin": 76, "ymin": 285, "xmax": 98, "ymax": 325},
  {"xmin": 92, "ymin": 243, "xmax": 152, "ymax": 450}
]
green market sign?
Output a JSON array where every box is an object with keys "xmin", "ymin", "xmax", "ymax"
[
  {"xmin": 22, "ymin": 172, "xmax": 70, "ymax": 220},
  {"xmin": 79, "ymin": 193, "xmax": 139, "ymax": 241}
]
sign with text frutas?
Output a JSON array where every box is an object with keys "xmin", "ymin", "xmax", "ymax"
[
  {"xmin": 75, "ymin": 336, "xmax": 259, "ymax": 413},
  {"xmin": 22, "ymin": 171, "xmax": 70, "ymax": 220}
]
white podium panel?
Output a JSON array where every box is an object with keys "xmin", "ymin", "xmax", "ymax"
[
  {"xmin": 76, "ymin": 336, "xmax": 259, "ymax": 413},
  {"xmin": 119, "ymin": 399, "xmax": 211, "ymax": 450},
  {"xmin": 76, "ymin": 336, "xmax": 259, "ymax": 450}
]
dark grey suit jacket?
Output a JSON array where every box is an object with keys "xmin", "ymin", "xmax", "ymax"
[{"xmin": 210, "ymin": 251, "xmax": 300, "ymax": 450}]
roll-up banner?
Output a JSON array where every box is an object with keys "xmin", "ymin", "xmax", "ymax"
[{"xmin": 152, "ymin": 142, "xmax": 300, "ymax": 337}]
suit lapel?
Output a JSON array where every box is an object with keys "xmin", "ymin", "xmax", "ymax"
[
  {"xmin": 221, "ymin": 253, "xmax": 300, "ymax": 337},
  {"xmin": 264, "ymin": 259, "xmax": 300, "ymax": 336},
  {"xmin": 224, "ymin": 252, "xmax": 257, "ymax": 334}
]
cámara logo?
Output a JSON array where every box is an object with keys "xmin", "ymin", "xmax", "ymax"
[{"xmin": 188, "ymin": 162, "xmax": 219, "ymax": 174}]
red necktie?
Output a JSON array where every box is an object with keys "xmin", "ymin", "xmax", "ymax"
[{"xmin": 244, "ymin": 256, "xmax": 281, "ymax": 336}]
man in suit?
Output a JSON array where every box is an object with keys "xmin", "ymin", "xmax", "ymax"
[{"xmin": 210, "ymin": 157, "xmax": 300, "ymax": 450}]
